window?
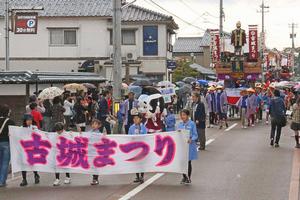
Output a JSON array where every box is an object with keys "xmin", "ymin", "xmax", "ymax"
[
  {"xmin": 49, "ymin": 29, "xmax": 77, "ymax": 46},
  {"xmin": 109, "ymin": 29, "xmax": 136, "ymax": 45}
]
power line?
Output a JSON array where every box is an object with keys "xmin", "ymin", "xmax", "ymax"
[{"xmin": 145, "ymin": 0, "xmax": 206, "ymax": 31}]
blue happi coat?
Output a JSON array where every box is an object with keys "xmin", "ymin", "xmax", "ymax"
[
  {"xmin": 165, "ymin": 113, "xmax": 176, "ymax": 132},
  {"xmin": 177, "ymin": 120, "xmax": 198, "ymax": 161},
  {"xmin": 128, "ymin": 123, "xmax": 147, "ymax": 135}
]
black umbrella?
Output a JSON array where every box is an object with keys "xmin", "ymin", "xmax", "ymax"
[
  {"xmin": 142, "ymin": 86, "xmax": 161, "ymax": 95},
  {"xmin": 183, "ymin": 77, "xmax": 197, "ymax": 84},
  {"xmin": 175, "ymin": 81, "xmax": 185, "ymax": 87},
  {"xmin": 132, "ymin": 80, "xmax": 153, "ymax": 87},
  {"xmin": 177, "ymin": 84, "xmax": 192, "ymax": 96}
]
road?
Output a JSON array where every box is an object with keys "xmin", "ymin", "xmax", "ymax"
[{"xmin": 0, "ymin": 120, "xmax": 298, "ymax": 200}]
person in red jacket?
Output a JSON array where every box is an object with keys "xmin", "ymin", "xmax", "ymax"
[{"xmin": 30, "ymin": 103, "xmax": 43, "ymax": 129}]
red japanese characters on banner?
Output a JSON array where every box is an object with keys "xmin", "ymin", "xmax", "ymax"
[
  {"xmin": 210, "ymin": 29, "xmax": 220, "ymax": 63},
  {"xmin": 248, "ymin": 25, "xmax": 258, "ymax": 61}
]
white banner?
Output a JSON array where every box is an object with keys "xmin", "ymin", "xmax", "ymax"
[{"xmin": 9, "ymin": 127, "xmax": 189, "ymax": 175}]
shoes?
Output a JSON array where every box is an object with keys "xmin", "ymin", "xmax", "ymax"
[
  {"xmin": 266, "ymin": 121, "xmax": 269, "ymax": 125},
  {"xmin": 251, "ymin": 124, "xmax": 255, "ymax": 127},
  {"xmin": 91, "ymin": 179, "xmax": 99, "ymax": 186},
  {"xmin": 53, "ymin": 179, "xmax": 60, "ymax": 186},
  {"xmin": 64, "ymin": 177, "xmax": 71, "ymax": 184},
  {"xmin": 185, "ymin": 178, "xmax": 191, "ymax": 184},
  {"xmin": 295, "ymin": 144, "xmax": 300, "ymax": 149},
  {"xmin": 274, "ymin": 143, "xmax": 280, "ymax": 148},
  {"xmin": 180, "ymin": 177, "xmax": 187, "ymax": 184},
  {"xmin": 225, "ymin": 123, "xmax": 229, "ymax": 128},
  {"xmin": 219, "ymin": 126, "xmax": 223, "ymax": 129},
  {"xmin": 20, "ymin": 179, "xmax": 28, "ymax": 187},
  {"xmin": 270, "ymin": 139, "xmax": 274, "ymax": 146},
  {"xmin": 139, "ymin": 177, "xmax": 144, "ymax": 184},
  {"xmin": 34, "ymin": 174, "xmax": 40, "ymax": 184},
  {"xmin": 133, "ymin": 178, "xmax": 141, "ymax": 183},
  {"xmin": 0, "ymin": 183, "xmax": 6, "ymax": 187}
]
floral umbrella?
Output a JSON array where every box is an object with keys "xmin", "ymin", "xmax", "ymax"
[
  {"xmin": 38, "ymin": 87, "xmax": 64, "ymax": 100},
  {"xmin": 82, "ymin": 83, "xmax": 97, "ymax": 89}
]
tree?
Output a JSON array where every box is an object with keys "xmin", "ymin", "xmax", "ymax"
[{"xmin": 172, "ymin": 60, "xmax": 199, "ymax": 82}]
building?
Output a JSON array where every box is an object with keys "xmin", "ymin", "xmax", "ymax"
[{"xmin": 0, "ymin": 0, "xmax": 178, "ymax": 81}]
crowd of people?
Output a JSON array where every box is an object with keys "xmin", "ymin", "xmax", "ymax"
[{"xmin": 1, "ymin": 80, "xmax": 300, "ymax": 188}]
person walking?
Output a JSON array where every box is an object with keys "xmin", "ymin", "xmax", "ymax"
[
  {"xmin": 98, "ymin": 91, "xmax": 112, "ymax": 134},
  {"xmin": 291, "ymin": 97, "xmax": 300, "ymax": 148},
  {"xmin": 42, "ymin": 99, "xmax": 53, "ymax": 132},
  {"xmin": 246, "ymin": 88, "xmax": 257, "ymax": 127},
  {"xmin": 177, "ymin": 109, "xmax": 198, "ymax": 184},
  {"xmin": 122, "ymin": 92, "xmax": 139, "ymax": 134},
  {"xmin": 191, "ymin": 93, "xmax": 206, "ymax": 150},
  {"xmin": 74, "ymin": 96, "xmax": 88, "ymax": 132},
  {"xmin": 215, "ymin": 86, "xmax": 228, "ymax": 129},
  {"xmin": 0, "ymin": 105, "xmax": 15, "ymax": 187},
  {"xmin": 269, "ymin": 89, "xmax": 286, "ymax": 147},
  {"xmin": 206, "ymin": 87, "xmax": 216, "ymax": 128},
  {"xmin": 238, "ymin": 90, "xmax": 248, "ymax": 129},
  {"xmin": 52, "ymin": 96, "xmax": 66, "ymax": 130},
  {"xmin": 63, "ymin": 94, "xmax": 75, "ymax": 131}
]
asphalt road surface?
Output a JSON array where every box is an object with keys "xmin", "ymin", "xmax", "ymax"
[{"xmin": 0, "ymin": 120, "xmax": 297, "ymax": 200}]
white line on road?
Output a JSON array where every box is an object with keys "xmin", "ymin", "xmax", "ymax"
[
  {"xmin": 118, "ymin": 173, "xmax": 165, "ymax": 200},
  {"xmin": 225, "ymin": 123, "xmax": 238, "ymax": 132},
  {"xmin": 206, "ymin": 139, "xmax": 215, "ymax": 145}
]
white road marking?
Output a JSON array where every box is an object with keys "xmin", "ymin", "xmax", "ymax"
[
  {"xmin": 225, "ymin": 123, "xmax": 238, "ymax": 132},
  {"xmin": 118, "ymin": 173, "xmax": 165, "ymax": 200},
  {"xmin": 206, "ymin": 139, "xmax": 215, "ymax": 145}
]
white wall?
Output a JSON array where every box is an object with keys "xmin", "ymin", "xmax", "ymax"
[{"xmin": 0, "ymin": 17, "xmax": 170, "ymax": 77}]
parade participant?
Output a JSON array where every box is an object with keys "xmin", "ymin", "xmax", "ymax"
[
  {"xmin": 0, "ymin": 105, "xmax": 15, "ymax": 187},
  {"xmin": 269, "ymin": 90, "xmax": 286, "ymax": 147},
  {"xmin": 98, "ymin": 91, "xmax": 112, "ymax": 134},
  {"xmin": 122, "ymin": 91, "xmax": 139, "ymax": 134},
  {"xmin": 215, "ymin": 85, "xmax": 228, "ymax": 129},
  {"xmin": 26, "ymin": 95, "xmax": 46, "ymax": 114},
  {"xmin": 30, "ymin": 103, "xmax": 43, "ymax": 130},
  {"xmin": 52, "ymin": 96, "xmax": 66, "ymax": 130},
  {"xmin": 291, "ymin": 97, "xmax": 300, "ymax": 148},
  {"xmin": 165, "ymin": 106, "xmax": 176, "ymax": 132},
  {"xmin": 255, "ymin": 84, "xmax": 263, "ymax": 122},
  {"xmin": 177, "ymin": 109, "xmax": 198, "ymax": 184},
  {"xmin": 74, "ymin": 96, "xmax": 88, "ymax": 133},
  {"xmin": 20, "ymin": 114, "xmax": 40, "ymax": 187},
  {"xmin": 246, "ymin": 88, "xmax": 257, "ymax": 127},
  {"xmin": 53, "ymin": 122, "xmax": 71, "ymax": 186},
  {"xmin": 89, "ymin": 119, "xmax": 104, "ymax": 185},
  {"xmin": 128, "ymin": 108, "xmax": 147, "ymax": 184},
  {"xmin": 117, "ymin": 99, "xmax": 124, "ymax": 134},
  {"xmin": 191, "ymin": 93, "xmax": 206, "ymax": 150},
  {"xmin": 238, "ymin": 90, "xmax": 248, "ymax": 129},
  {"xmin": 206, "ymin": 86, "xmax": 217, "ymax": 128},
  {"xmin": 63, "ymin": 93, "xmax": 75, "ymax": 131},
  {"xmin": 43, "ymin": 99, "xmax": 53, "ymax": 132},
  {"xmin": 262, "ymin": 89, "xmax": 272, "ymax": 125}
]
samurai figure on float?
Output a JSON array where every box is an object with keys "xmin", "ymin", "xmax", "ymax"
[{"xmin": 231, "ymin": 21, "xmax": 247, "ymax": 72}]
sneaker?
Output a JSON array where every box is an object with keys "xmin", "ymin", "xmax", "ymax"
[
  {"xmin": 266, "ymin": 121, "xmax": 269, "ymax": 125},
  {"xmin": 90, "ymin": 180, "xmax": 99, "ymax": 186},
  {"xmin": 133, "ymin": 178, "xmax": 140, "ymax": 183},
  {"xmin": 180, "ymin": 177, "xmax": 187, "ymax": 184},
  {"xmin": 140, "ymin": 177, "xmax": 144, "ymax": 184},
  {"xmin": 53, "ymin": 179, "xmax": 60, "ymax": 186},
  {"xmin": 274, "ymin": 143, "xmax": 280, "ymax": 148},
  {"xmin": 64, "ymin": 177, "xmax": 71, "ymax": 184},
  {"xmin": 34, "ymin": 174, "xmax": 40, "ymax": 184},
  {"xmin": 251, "ymin": 124, "xmax": 255, "ymax": 127},
  {"xmin": 225, "ymin": 123, "xmax": 229, "ymax": 128},
  {"xmin": 185, "ymin": 178, "xmax": 192, "ymax": 184},
  {"xmin": 219, "ymin": 125, "xmax": 223, "ymax": 129},
  {"xmin": 270, "ymin": 139, "xmax": 274, "ymax": 146},
  {"xmin": 20, "ymin": 179, "xmax": 28, "ymax": 187}
]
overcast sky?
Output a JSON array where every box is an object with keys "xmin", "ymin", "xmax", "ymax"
[{"xmin": 136, "ymin": 0, "xmax": 299, "ymax": 50}]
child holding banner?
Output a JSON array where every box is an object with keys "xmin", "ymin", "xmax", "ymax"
[
  {"xmin": 128, "ymin": 108, "xmax": 147, "ymax": 184},
  {"xmin": 20, "ymin": 114, "xmax": 40, "ymax": 187},
  {"xmin": 90, "ymin": 119, "xmax": 103, "ymax": 186},
  {"xmin": 53, "ymin": 122, "xmax": 71, "ymax": 186},
  {"xmin": 177, "ymin": 109, "xmax": 198, "ymax": 184}
]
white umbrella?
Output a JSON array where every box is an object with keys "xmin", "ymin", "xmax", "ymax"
[
  {"xmin": 38, "ymin": 87, "xmax": 64, "ymax": 100},
  {"xmin": 157, "ymin": 81, "xmax": 175, "ymax": 88}
]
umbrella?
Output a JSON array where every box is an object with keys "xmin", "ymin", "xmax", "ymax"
[
  {"xmin": 157, "ymin": 81, "xmax": 175, "ymax": 88},
  {"xmin": 64, "ymin": 83, "xmax": 86, "ymax": 92},
  {"xmin": 38, "ymin": 87, "xmax": 64, "ymax": 100},
  {"xmin": 142, "ymin": 86, "xmax": 161, "ymax": 95},
  {"xmin": 294, "ymin": 84, "xmax": 300, "ymax": 89},
  {"xmin": 131, "ymin": 80, "xmax": 153, "ymax": 87},
  {"xmin": 197, "ymin": 80, "xmax": 208, "ymax": 86},
  {"xmin": 122, "ymin": 83, "xmax": 129, "ymax": 88},
  {"xmin": 82, "ymin": 83, "xmax": 96, "ymax": 89},
  {"xmin": 128, "ymin": 86, "xmax": 142, "ymax": 98},
  {"xmin": 175, "ymin": 81, "xmax": 185, "ymax": 87},
  {"xmin": 177, "ymin": 84, "xmax": 192, "ymax": 96},
  {"xmin": 182, "ymin": 77, "xmax": 196, "ymax": 84},
  {"xmin": 208, "ymin": 81, "xmax": 217, "ymax": 86}
]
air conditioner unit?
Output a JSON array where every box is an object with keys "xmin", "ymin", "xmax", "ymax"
[{"xmin": 126, "ymin": 52, "xmax": 137, "ymax": 61}]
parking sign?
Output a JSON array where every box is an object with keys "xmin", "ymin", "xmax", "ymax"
[{"xmin": 14, "ymin": 13, "xmax": 38, "ymax": 34}]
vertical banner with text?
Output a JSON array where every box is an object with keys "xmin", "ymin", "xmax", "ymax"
[
  {"xmin": 210, "ymin": 29, "xmax": 220, "ymax": 65},
  {"xmin": 248, "ymin": 25, "xmax": 258, "ymax": 61}
]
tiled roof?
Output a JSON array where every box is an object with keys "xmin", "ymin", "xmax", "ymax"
[
  {"xmin": 0, "ymin": 71, "xmax": 106, "ymax": 84},
  {"xmin": 200, "ymin": 29, "xmax": 231, "ymax": 47},
  {"xmin": 190, "ymin": 63, "xmax": 215, "ymax": 75},
  {"xmin": 0, "ymin": 0, "xmax": 177, "ymax": 27},
  {"xmin": 173, "ymin": 37, "xmax": 203, "ymax": 53}
]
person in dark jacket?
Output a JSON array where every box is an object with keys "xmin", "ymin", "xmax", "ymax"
[
  {"xmin": 52, "ymin": 96, "xmax": 65, "ymax": 130},
  {"xmin": 42, "ymin": 99, "xmax": 53, "ymax": 132},
  {"xmin": 74, "ymin": 96, "xmax": 88, "ymax": 132},
  {"xmin": 0, "ymin": 105, "xmax": 15, "ymax": 187},
  {"xmin": 97, "ymin": 91, "xmax": 112, "ymax": 134},
  {"xmin": 269, "ymin": 89, "xmax": 286, "ymax": 147},
  {"xmin": 191, "ymin": 93, "xmax": 206, "ymax": 150}
]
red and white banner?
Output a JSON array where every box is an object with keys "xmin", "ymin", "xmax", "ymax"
[
  {"xmin": 248, "ymin": 25, "xmax": 258, "ymax": 61},
  {"xmin": 9, "ymin": 127, "xmax": 189, "ymax": 175},
  {"xmin": 225, "ymin": 88, "xmax": 242, "ymax": 105},
  {"xmin": 210, "ymin": 29, "xmax": 220, "ymax": 63}
]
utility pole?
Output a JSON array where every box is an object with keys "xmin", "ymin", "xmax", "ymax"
[
  {"xmin": 219, "ymin": 0, "xmax": 224, "ymax": 55},
  {"xmin": 289, "ymin": 23, "xmax": 298, "ymax": 74},
  {"xmin": 5, "ymin": 0, "xmax": 10, "ymax": 71},
  {"xmin": 258, "ymin": 0, "xmax": 269, "ymax": 82},
  {"xmin": 112, "ymin": 0, "xmax": 122, "ymax": 103}
]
